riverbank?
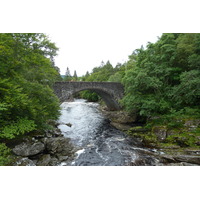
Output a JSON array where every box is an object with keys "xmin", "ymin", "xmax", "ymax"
[
  {"xmin": 3, "ymin": 101, "xmax": 200, "ymax": 166},
  {"xmin": 3, "ymin": 126, "xmax": 77, "ymax": 166},
  {"xmin": 5, "ymin": 100, "xmax": 162, "ymax": 166},
  {"xmin": 100, "ymin": 105, "xmax": 200, "ymax": 166}
]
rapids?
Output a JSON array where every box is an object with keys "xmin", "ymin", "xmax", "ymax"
[{"xmin": 57, "ymin": 99, "xmax": 161, "ymax": 166}]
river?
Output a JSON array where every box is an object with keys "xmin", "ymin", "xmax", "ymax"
[{"xmin": 57, "ymin": 99, "xmax": 163, "ymax": 166}]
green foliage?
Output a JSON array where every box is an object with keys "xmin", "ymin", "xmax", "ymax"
[
  {"xmin": 145, "ymin": 108, "xmax": 200, "ymax": 130},
  {"xmin": 171, "ymin": 70, "xmax": 200, "ymax": 107},
  {"xmin": 0, "ymin": 143, "xmax": 11, "ymax": 166},
  {"xmin": 0, "ymin": 118, "xmax": 36, "ymax": 139},
  {"xmin": 122, "ymin": 33, "xmax": 200, "ymax": 118},
  {"xmin": 80, "ymin": 61, "xmax": 127, "ymax": 101},
  {"xmin": 21, "ymin": 81, "xmax": 60, "ymax": 128},
  {"xmin": 108, "ymin": 72, "xmax": 123, "ymax": 82},
  {"xmin": 166, "ymin": 130, "xmax": 200, "ymax": 147},
  {"xmin": 64, "ymin": 67, "xmax": 72, "ymax": 81},
  {"xmin": 0, "ymin": 102, "xmax": 9, "ymax": 112},
  {"xmin": 0, "ymin": 33, "xmax": 61, "ymax": 140},
  {"xmin": 73, "ymin": 70, "xmax": 78, "ymax": 81},
  {"xmin": 79, "ymin": 90, "xmax": 100, "ymax": 102},
  {"xmin": 142, "ymin": 108, "xmax": 200, "ymax": 148},
  {"xmin": 127, "ymin": 127, "xmax": 158, "ymax": 146},
  {"xmin": 85, "ymin": 61, "xmax": 115, "ymax": 82}
]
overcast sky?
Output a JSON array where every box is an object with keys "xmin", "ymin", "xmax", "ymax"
[
  {"xmin": 48, "ymin": 32, "xmax": 161, "ymax": 76},
  {"xmin": 46, "ymin": 0, "xmax": 163, "ymax": 76},
  {"xmin": 2, "ymin": 0, "xmax": 199, "ymax": 77}
]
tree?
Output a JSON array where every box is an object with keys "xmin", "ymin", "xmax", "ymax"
[
  {"xmin": 87, "ymin": 61, "xmax": 115, "ymax": 82},
  {"xmin": 108, "ymin": 72, "xmax": 123, "ymax": 82},
  {"xmin": 85, "ymin": 71, "xmax": 90, "ymax": 77},
  {"xmin": 122, "ymin": 33, "xmax": 200, "ymax": 118},
  {"xmin": 64, "ymin": 67, "xmax": 72, "ymax": 81},
  {"xmin": 0, "ymin": 33, "xmax": 61, "ymax": 139},
  {"xmin": 79, "ymin": 60, "xmax": 127, "ymax": 101},
  {"xmin": 73, "ymin": 70, "xmax": 78, "ymax": 81}
]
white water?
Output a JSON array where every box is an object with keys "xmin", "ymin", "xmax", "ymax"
[
  {"xmin": 58, "ymin": 99, "xmax": 104, "ymax": 146},
  {"xmin": 57, "ymin": 99, "xmax": 161, "ymax": 166}
]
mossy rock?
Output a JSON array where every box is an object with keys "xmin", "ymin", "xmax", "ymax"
[
  {"xmin": 158, "ymin": 143, "xmax": 180, "ymax": 149},
  {"xmin": 152, "ymin": 126, "xmax": 167, "ymax": 141},
  {"xmin": 184, "ymin": 119, "xmax": 200, "ymax": 129},
  {"xmin": 128, "ymin": 126, "xmax": 148, "ymax": 133},
  {"xmin": 166, "ymin": 131, "xmax": 199, "ymax": 148}
]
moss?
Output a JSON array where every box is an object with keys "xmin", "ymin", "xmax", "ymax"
[
  {"xmin": 127, "ymin": 127, "xmax": 158, "ymax": 147},
  {"xmin": 143, "ymin": 133, "xmax": 158, "ymax": 143},
  {"xmin": 127, "ymin": 126, "xmax": 147, "ymax": 133},
  {"xmin": 165, "ymin": 130, "xmax": 200, "ymax": 148},
  {"xmin": 126, "ymin": 114, "xmax": 200, "ymax": 150},
  {"xmin": 192, "ymin": 128, "xmax": 200, "ymax": 134},
  {"xmin": 158, "ymin": 142, "xmax": 180, "ymax": 149}
]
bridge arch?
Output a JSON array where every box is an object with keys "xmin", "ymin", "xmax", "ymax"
[{"xmin": 53, "ymin": 82, "xmax": 124, "ymax": 111}]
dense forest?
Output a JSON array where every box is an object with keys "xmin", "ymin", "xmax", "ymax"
[{"xmin": 0, "ymin": 33, "xmax": 200, "ymax": 165}]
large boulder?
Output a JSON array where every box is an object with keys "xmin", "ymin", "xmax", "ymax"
[
  {"xmin": 45, "ymin": 137, "xmax": 74, "ymax": 156},
  {"xmin": 13, "ymin": 142, "xmax": 45, "ymax": 157},
  {"xmin": 110, "ymin": 122, "xmax": 131, "ymax": 131},
  {"xmin": 102, "ymin": 109, "xmax": 136, "ymax": 124}
]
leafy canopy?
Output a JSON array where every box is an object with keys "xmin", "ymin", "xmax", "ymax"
[
  {"xmin": 122, "ymin": 33, "xmax": 200, "ymax": 118},
  {"xmin": 0, "ymin": 33, "xmax": 61, "ymax": 141}
]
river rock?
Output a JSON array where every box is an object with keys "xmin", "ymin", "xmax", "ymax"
[
  {"xmin": 102, "ymin": 109, "xmax": 136, "ymax": 124},
  {"xmin": 195, "ymin": 136, "xmax": 200, "ymax": 146},
  {"xmin": 180, "ymin": 162, "xmax": 199, "ymax": 166},
  {"xmin": 160, "ymin": 154, "xmax": 176, "ymax": 163},
  {"xmin": 184, "ymin": 149, "xmax": 200, "ymax": 155},
  {"xmin": 14, "ymin": 157, "xmax": 36, "ymax": 166},
  {"xmin": 152, "ymin": 126, "xmax": 167, "ymax": 141},
  {"xmin": 13, "ymin": 141, "xmax": 45, "ymax": 157},
  {"xmin": 166, "ymin": 162, "xmax": 199, "ymax": 166},
  {"xmin": 111, "ymin": 122, "xmax": 131, "ymax": 131},
  {"xmin": 57, "ymin": 155, "xmax": 69, "ymax": 162},
  {"xmin": 173, "ymin": 155, "xmax": 200, "ymax": 165},
  {"xmin": 36, "ymin": 154, "xmax": 51, "ymax": 166},
  {"xmin": 48, "ymin": 157, "xmax": 59, "ymax": 166},
  {"xmin": 128, "ymin": 126, "xmax": 148, "ymax": 133},
  {"xmin": 184, "ymin": 119, "xmax": 200, "ymax": 130},
  {"xmin": 45, "ymin": 128, "xmax": 63, "ymax": 138},
  {"xmin": 45, "ymin": 137, "xmax": 74, "ymax": 156},
  {"xmin": 66, "ymin": 123, "xmax": 72, "ymax": 127},
  {"xmin": 167, "ymin": 129, "xmax": 180, "ymax": 137}
]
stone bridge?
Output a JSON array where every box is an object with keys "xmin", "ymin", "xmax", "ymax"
[{"xmin": 53, "ymin": 82, "xmax": 124, "ymax": 110}]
